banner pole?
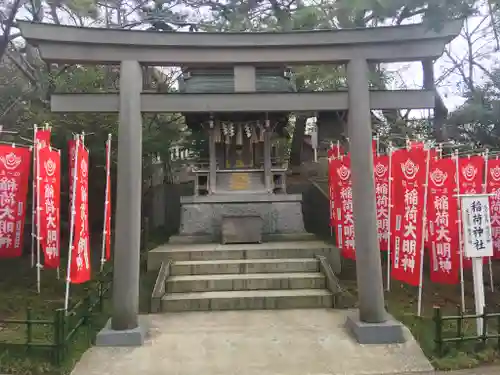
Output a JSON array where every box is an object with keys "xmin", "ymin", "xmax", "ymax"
[
  {"xmin": 455, "ymin": 150, "xmax": 466, "ymax": 312},
  {"xmin": 64, "ymin": 136, "xmax": 80, "ymax": 313},
  {"xmin": 31, "ymin": 125, "xmax": 37, "ymax": 268},
  {"xmin": 417, "ymin": 147, "xmax": 431, "ymax": 317},
  {"xmin": 483, "ymin": 149, "xmax": 495, "ymax": 291},
  {"xmin": 36, "ymin": 142, "xmax": 42, "ymax": 294},
  {"xmin": 100, "ymin": 134, "xmax": 112, "ymax": 272},
  {"xmin": 386, "ymin": 142, "xmax": 393, "ymax": 292},
  {"xmin": 56, "ymin": 149, "xmax": 61, "ymax": 281},
  {"xmin": 329, "ymin": 155, "xmax": 333, "ymax": 239}
]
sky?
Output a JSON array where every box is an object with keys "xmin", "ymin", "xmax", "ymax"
[{"xmin": 386, "ymin": 4, "xmax": 499, "ymax": 112}]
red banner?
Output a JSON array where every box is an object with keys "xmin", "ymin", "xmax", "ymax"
[
  {"xmin": 38, "ymin": 147, "xmax": 61, "ymax": 268},
  {"xmin": 35, "ymin": 129, "xmax": 51, "ymax": 148},
  {"xmin": 457, "ymin": 156, "xmax": 485, "ymax": 268},
  {"xmin": 104, "ymin": 141, "xmax": 112, "ymax": 261},
  {"xmin": 487, "ymin": 159, "xmax": 500, "ymax": 259},
  {"xmin": 327, "ymin": 144, "xmax": 345, "ymax": 160},
  {"xmin": 328, "ymin": 156, "xmax": 342, "ymax": 248},
  {"xmin": 69, "ymin": 143, "xmax": 91, "ymax": 283},
  {"xmin": 0, "ymin": 146, "xmax": 31, "ymax": 257},
  {"xmin": 34, "ymin": 129, "xmax": 51, "ymax": 185},
  {"xmin": 457, "ymin": 156, "xmax": 484, "ymax": 194},
  {"xmin": 374, "ymin": 155, "xmax": 389, "ymax": 251},
  {"xmin": 424, "ymin": 150, "xmax": 439, "ymax": 251},
  {"xmin": 390, "ymin": 148, "xmax": 428, "ymax": 286},
  {"xmin": 34, "ymin": 129, "xmax": 51, "ymax": 219},
  {"xmin": 332, "ymin": 157, "xmax": 355, "ymax": 259},
  {"xmin": 328, "ymin": 157, "xmax": 335, "ymax": 227},
  {"xmin": 408, "ymin": 141, "xmax": 425, "ymax": 150},
  {"xmin": 68, "ymin": 139, "xmax": 77, "ymax": 213},
  {"xmin": 427, "ymin": 158, "xmax": 460, "ymax": 284}
]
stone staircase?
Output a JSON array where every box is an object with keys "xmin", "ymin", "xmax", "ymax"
[{"xmin": 149, "ymin": 240, "xmax": 340, "ymax": 312}]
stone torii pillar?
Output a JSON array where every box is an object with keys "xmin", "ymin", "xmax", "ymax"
[
  {"xmin": 345, "ymin": 58, "xmax": 405, "ymax": 344},
  {"xmin": 96, "ymin": 61, "xmax": 148, "ymax": 346}
]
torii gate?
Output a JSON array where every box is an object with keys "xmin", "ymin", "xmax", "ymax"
[{"xmin": 18, "ymin": 20, "xmax": 461, "ymax": 346}]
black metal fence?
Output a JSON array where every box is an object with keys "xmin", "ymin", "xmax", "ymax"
[
  {"xmin": 433, "ymin": 305, "xmax": 500, "ymax": 357},
  {"xmin": 0, "ymin": 268, "xmax": 112, "ymax": 365}
]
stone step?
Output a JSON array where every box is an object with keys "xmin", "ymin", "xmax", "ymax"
[
  {"xmin": 171, "ymin": 258, "xmax": 320, "ymax": 276},
  {"xmin": 161, "ymin": 289, "xmax": 333, "ymax": 312},
  {"xmin": 168, "ymin": 233, "xmax": 318, "ymax": 245},
  {"xmin": 148, "ymin": 241, "xmax": 336, "ymax": 268},
  {"xmin": 166, "ymin": 272, "xmax": 325, "ymax": 293}
]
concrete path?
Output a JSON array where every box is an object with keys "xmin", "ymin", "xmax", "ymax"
[
  {"xmin": 393, "ymin": 367, "xmax": 500, "ymax": 375},
  {"xmin": 72, "ymin": 309, "xmax": 433, "ymax": 375}
]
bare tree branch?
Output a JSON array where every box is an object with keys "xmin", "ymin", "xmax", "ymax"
[{"xmin": 5, "ymin": 49, "xmax": 37, "ymax": 85}]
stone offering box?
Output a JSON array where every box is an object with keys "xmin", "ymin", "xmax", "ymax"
[{"xmin": 221, "ymin": 215, "xmax": 263, "ymax": 244}]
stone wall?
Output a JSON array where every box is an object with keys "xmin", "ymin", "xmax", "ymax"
[{"xmin": 144, "ymin": 181, "xmax": 194, "ymax": 237}]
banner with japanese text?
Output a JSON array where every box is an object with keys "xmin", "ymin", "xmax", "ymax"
[
  {"xmin": 68, "ymin": 139, "xmax": 77, "ymax": 213},
  {"xmin": 0, "ymin": 146, "xmax": 31, "ymax": 257},
  {"xmin": 427, "ymin": 158, "xmax": 460, "ymax": 284},
  {"xmin": 34, "ymin": 129, "xmax": 51, "ymax": 181},
  {"xmin": 104, "ymin": 141, "xmax": 112, "ymax": 261},
  {"xmin": 333, "ymin": 157, "xmax": 355, "ymax": 259},
  {"xmin": 69, "ymin": 144, "xmax": 91, "ymax": 283},
  {"xmin": 34, "ymin": 129, "xmax": 51, "ymax": 220},
  {"xmin": 328, "ymin": 156, "xmax": 343, "ymax": 248},
  {"xmin": 423, "ymin": 150, "xmax": 439, "ymax": 251},
  {"xmin": 38, "ymin": 147, "xmax": 61, "ymax": 269},
  {"xmin": 328, "ymin": 156, "xmax": 335, "ymax": 228},
  {"xmin": 390, "ymin": 148, "xmax": 428, "ymax": 286},
  {"xmin": 374, "ymin": 155, "xmax": 389, "ymax": 251},
  {"xmin": 457, "ymin": 156, "xmax": 485, "ymax": 268},
  {"xmin": 486, "ymin": 158, "xmax": 500, "ymax": 259}
]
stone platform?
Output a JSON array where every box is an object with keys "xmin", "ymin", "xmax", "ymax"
[
  {"xmin": 179, "ymin": 193, "xmax": 305, "ymax": 239},
  {"xmin": 69, "ymin": 310, "xmax": 433, "ymax": 375}
]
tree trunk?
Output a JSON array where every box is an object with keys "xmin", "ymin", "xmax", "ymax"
[
  {"xmin": 0, "ymin": 0, "xmax": 23, "ymax": 61},
  {"xmin": 289, "ymin": 115, "xmax": 307, "ymax": 170},
  {"xmin": 421, "ymin": 59, "xmax": 448, "ymax": 141}
]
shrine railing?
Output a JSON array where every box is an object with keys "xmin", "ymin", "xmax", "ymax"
[
  {"xmin": 433, "ymin": 306, "xmax": 500, "ymax": 357},
  {"xmin": 0, "ymin": 269, "xmax": 112, "ymax": 366},
  {"xmin": 0, "ymin": 224, "xmax": 151, "ymax": 368}
]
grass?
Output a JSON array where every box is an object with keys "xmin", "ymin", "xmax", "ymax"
[
  {"xmin": 0, "ymin": 228, "xmax": 166, "ymax": 375},
  {"xmin": 338, "ymin": 255, "xmax": 500, "ymax": 371}
]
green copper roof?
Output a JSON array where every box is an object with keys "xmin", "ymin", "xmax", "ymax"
[{"xmin": 178, "ymin": 68, "xmax": 295, "ymax": 93}]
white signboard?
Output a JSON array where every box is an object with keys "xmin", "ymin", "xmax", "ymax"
[
  {"xmin": 310, "ymin": 125, "xmax": 318, "ymax": 149},
  {"xmin": 310, "ymin": 125, "xmax": 318, "ymax": 163},
  {"xmin": 460, "ymin": 195, "xmax": 493, "ymax": 258},
  {"xmin": 459, "ymin": 194, "xmax": 493, "ymax": 335}
]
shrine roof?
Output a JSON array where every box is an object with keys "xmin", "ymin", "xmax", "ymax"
[{"xmin": 179, "ymin": 75, "xmax": 295, "ymax": 94}]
